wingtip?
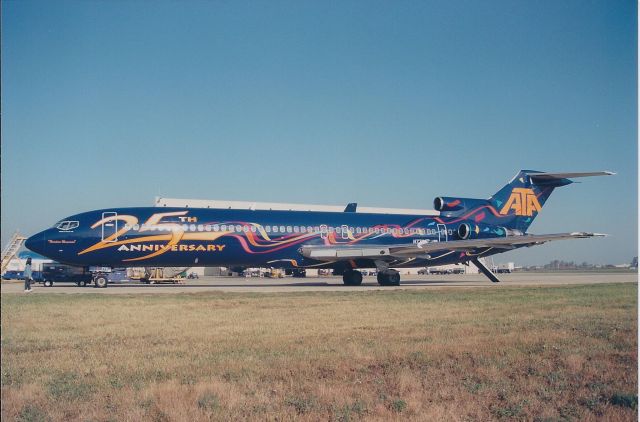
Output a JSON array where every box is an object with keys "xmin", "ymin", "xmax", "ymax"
[{"xmin": 570, "ymin": 232, "xmax": 608, "ymax": 238}]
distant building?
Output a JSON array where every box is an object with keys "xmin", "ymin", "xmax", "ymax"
[{"xmin": 154, "ymin": 197, "xmax": 438, "ymax": 215}]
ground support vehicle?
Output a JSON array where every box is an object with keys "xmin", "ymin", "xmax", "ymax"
[
  {"xmin": 41, "ymin": 264, "xmax": 93, "ymax": 287},
  {"xmin": 140, "ymin": 268, "xmax": 186, "ymax": 285}
]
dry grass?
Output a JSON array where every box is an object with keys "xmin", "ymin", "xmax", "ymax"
[{"xmin": 1, "ymin": 283, "xmax": 637, "ymax": 421}]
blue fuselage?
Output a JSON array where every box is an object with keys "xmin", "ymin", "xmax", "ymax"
[{"xmin": 26, "ymin": 207, "xmax": 511, "ymax": 270}]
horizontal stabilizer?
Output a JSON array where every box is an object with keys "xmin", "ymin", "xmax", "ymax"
[{"xmin": 527, "ymin": 171, "xmax": 615, "ymax": 183}]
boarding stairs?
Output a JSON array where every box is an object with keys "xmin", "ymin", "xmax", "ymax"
[{"xmin": 1, "ymin": 232, "xmax": 27, "ymax": 274}]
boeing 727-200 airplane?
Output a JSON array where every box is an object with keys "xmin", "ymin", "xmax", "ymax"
[{"xmin": 25, "ymin": 170, "xmax": 613, "ymax": 287}]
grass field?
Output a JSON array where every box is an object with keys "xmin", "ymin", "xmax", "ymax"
[{"xmin": 1, "ymin": 283, "xmax": 637, "ymax": 421}]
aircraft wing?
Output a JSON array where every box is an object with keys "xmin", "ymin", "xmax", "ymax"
[{"xmin": 300, "ymin": 232, "xmax": 605, "ymax": 261}]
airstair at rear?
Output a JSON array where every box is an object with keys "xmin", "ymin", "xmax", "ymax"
[{"xmin": 1, "ymin": 232, "xmax": 27, "ymax": 274}]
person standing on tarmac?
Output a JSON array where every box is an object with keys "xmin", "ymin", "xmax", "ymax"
[{"xmin": 24, "ymin": 257, "xmax": 33, "ymax": 293}]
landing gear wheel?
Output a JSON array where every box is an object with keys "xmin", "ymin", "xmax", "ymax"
[
  {"xmin": 94, "ymin": 275, "xmax": 108, "ymax": 288},
  {"xmin": 388, "ymin": 271, "xmax": 400, "ymax": 285},
  {"xmin": 377, "ymin": 270, "xmax": 400, "ymax": 286},
  {"xmin": 77, "ymin": 280, "xmax": 87, "ymax": 287},
  {"xmin": 342, "ymin": 270, "xmax": 363, "ymax": 286},
  {"xmin": 43, "ymin": 280, "xmax": 53, "ymax": 287}
]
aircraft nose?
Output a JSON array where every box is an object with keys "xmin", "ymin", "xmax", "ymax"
[{"xmin": 25, "ymin": 231, "xmax": 46, "ymax": 255}]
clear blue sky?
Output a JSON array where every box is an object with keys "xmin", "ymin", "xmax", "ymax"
[{"xmin": 2, "ymin": 0, "xmax": 637, "ymax": 265}]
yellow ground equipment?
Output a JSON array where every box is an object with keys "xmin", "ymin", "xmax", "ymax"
[{"xmin": 141, "ymin": 267, "xmax": 187, "ymax": 284}]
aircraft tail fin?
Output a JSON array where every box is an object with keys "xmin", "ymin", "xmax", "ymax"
[{"xmin": 487, "ymin": 170, "xmax": 614, "ymax": 232}]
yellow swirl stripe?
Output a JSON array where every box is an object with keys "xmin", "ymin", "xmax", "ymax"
[{"xmin": 79, "ymin": 232, "xmax": 229, "ymax": 256}]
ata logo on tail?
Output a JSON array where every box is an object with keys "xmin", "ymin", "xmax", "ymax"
[{"xmin": 500, "ymin": 188, "xmax": 542, "ymax": 216}]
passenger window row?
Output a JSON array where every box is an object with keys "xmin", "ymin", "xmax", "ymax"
[{"xmin": 121, "ymin": 223, "xmax": 429, "ymax": 236}]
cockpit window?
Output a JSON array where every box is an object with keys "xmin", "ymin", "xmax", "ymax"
[{"xmin": 55, "ymin": 221, "xmax": 80, "ymax": 231}]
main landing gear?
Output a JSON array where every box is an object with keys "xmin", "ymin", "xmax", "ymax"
[
  {"xmin": 377, "ymin": 269, "xmax": 400, "ymax": 286},
  {"xmin": 341, "ymin": 266, "xmax": 401, "ymax": 287},
  {"xmin": 342, "ymin": 269, "xmax": 363, "ymax": 286}
]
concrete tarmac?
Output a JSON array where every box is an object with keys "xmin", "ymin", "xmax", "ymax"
[{"xmin": 1, "ymin": 272, "xmax": 636, "ymax": 294}]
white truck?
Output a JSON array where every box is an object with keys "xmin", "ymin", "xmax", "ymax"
[{"xmin": 494, "ymin": 262, "xmax": 515, "ymax": 273}]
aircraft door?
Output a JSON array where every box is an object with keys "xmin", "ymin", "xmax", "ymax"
[
  {"xmin": 101, "ymin": 212, "xmax": 118, "ymax": 242},
  {"xmin": 437, "ymin": 224, "xmax": 448, "ymax": 242},
  {"xmin": 320, "ymin": 224, "xmax": 328, "ymax": 240}
]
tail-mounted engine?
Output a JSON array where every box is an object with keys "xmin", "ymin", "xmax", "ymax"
[
  {"xmin": 434, "ymin": 197, "xmax": 491, "ymax": 216},
  {"xmin": 455, "ymin": 223, "xmax": 524, "ymax": 240},
  {"xmin": 457, "ymin": 223, "xmax": 472, "ymax": 240}
]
